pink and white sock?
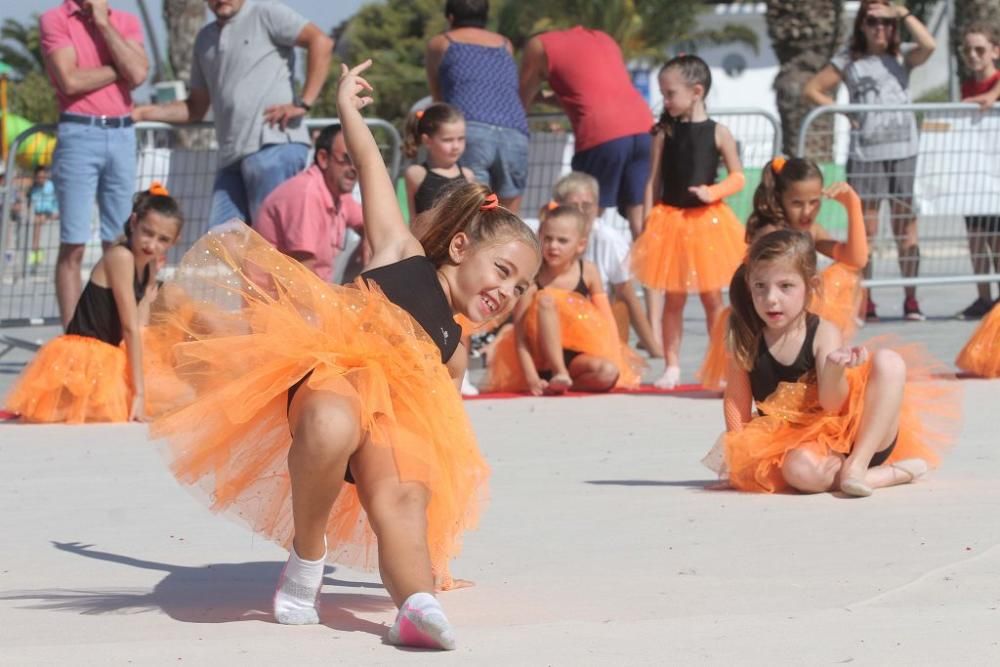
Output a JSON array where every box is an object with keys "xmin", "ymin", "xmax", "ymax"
[
  {"xmin": 273, "ymin": 545, "xmax": 325, "ymax": 625},
  {"xmin": 386, "ymin": 592, "xmax": 456, "ymax": 650}
]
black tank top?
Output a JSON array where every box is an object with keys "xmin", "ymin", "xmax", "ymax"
[
  {"xmin": 361, "ymin": 255, "xmax": 462, "ymax": 363},
  {"xmin": 659, "ymin": 119, "xmax": 720, "ymax": 209},
  {"xmin": 749, "ymin": 313, "xmax": 820, "ymax": 403},
  {"xmin": 67, "ymin": 260, "xmax": 151, "ymax": 346},
  {"xmin": 537, "ymin": 259, "xmax": 590, "ymax": 298},
  {"xmin": 413, "ymin": 163, "xmax": 467, "ymax": 214}
]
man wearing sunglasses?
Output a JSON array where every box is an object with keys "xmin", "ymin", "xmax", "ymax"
[
  {"xmin": 804, "ymin": 1, "xmax": 936, "ymax": 322},
  {"xmin": 255, "ymin": 124, "xmax": 363, "ymax": 282}
]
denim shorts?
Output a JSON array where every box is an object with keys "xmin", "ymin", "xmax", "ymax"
[
  {"xmin": 847, "ymin": 156, "xmax": 917, "ymax": 211},
  {"xmin": 462, "ymin": 121, "xmax": 529, "ymax": 199},
  {"xmin": 52, "ymin": 122, "xmax": 137, "ymax": 244},
  {"xmin": 571, "ymin": 133, "xmax": 651, "ymax": 212},
  {"xmin": 210, "ymin": 142, "xmax": 309, "ymax": 227}
]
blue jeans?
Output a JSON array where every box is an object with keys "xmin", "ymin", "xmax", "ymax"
[
  {"xmin": 462, "ymin": 121, "xmax": 529, "ymax": 199},
  {"xmin": 210, "ymin": 143, "xmax": 309, "ymax": 227},
  {"xmin": 52, "ymin": 122, "xmax": 137, "ymax": 244}
]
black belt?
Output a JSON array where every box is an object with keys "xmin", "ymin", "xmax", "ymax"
[{"xmin": 59, "ymin": 113, "xmax": 134, "ymax": 128}]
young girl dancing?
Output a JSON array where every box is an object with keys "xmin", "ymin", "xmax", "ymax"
[
  {"xmin": 699, "ymin": 157, "xmax": 869, "ymax": 389},
  {"xmin": 404, "ymin": 103, "xmax": 475, "ymax": 220},
  {"xmin": 5, "ymin": 184, "xmax": 182, "ymax": 423},
  {"xmin": 707, "ymin": 229, "xmax": 958, "ymax": 495},
  {"xmin": 632, "ymin": 54, "xmax": 746, "ymax": 389},
  {"xmin": 146, "ymin": 62, "xmax": 540, "ymax": 650},
  {"xmin": 485, "ymin": 205, "xmax": 642, "ymax": 394}
]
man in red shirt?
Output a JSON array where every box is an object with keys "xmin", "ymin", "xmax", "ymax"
[
  {"xmin": 255, "ymin": 125, "xmax": 364, "ymax": 282},
  {"xmin": 39, "ymin": 0, "xmax": 148, "ymax": 326},
  {"xmin": 519, "ymin": 26, "xmax": 653, "ymax": 239}
]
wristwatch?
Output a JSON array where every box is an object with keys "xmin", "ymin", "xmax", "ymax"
[{"xmin": 293, "ymin": 96, "xmax": 312, "ymax": 112}]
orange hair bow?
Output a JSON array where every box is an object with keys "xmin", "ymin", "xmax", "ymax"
[
  {"xmin": 771, "ymin": 157, "xmax": 787, "ymax": 174},
  {"xmin": 149, "ymin": 181, "xmax": 170, "ymax": 196},
  {"xmin": 480, "ymin": 193, "xmax": 499, "ymax": 211},
  {"xmin": 415, "ymin": 110, "xmax": 425, "ymax": 120},
  {"xmin": 546, "ymin": 200, "xmax": 559, "ymax": 211}
]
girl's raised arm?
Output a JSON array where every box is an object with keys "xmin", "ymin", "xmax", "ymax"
[{"xmin": 337, "ymin": 61, "xmax": 421, "ymax": 264}]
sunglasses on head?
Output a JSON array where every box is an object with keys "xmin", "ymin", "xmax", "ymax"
[
  {"xmin": 864, "ymin": 16, "xmax": 895, "ymax": 28},
  {"xmin": 329, "ymin": 151, "xmax": 354, "ymax": 167}
]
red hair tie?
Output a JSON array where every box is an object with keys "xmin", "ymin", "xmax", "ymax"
[
  {"xmin": 480, "ymin": 193, "xmax": 499, "ymax": 211},
  {"xmin": 771, "ymin": 157, "xmax": 787, "ymax": 174},
  {"xmin": 149, "ymin": 181, "xmax": 170, "ymax": 196}
]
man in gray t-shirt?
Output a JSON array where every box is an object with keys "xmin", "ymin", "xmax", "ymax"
[{"xmin": 135, "ymin": 0, "xmax": 333, "ymax": 227}]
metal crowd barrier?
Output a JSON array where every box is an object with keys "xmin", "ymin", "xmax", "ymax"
[
  {"xmin": 797, "ymin": 102, "xmax": 1000, "ymax": 289},
  {"xmin": 0, "ymin": 117, "xmax": 402, "ymax": 349},
  {"xmin": 522, "ymin": 108, "xmax": 781, "ymax": 230}
]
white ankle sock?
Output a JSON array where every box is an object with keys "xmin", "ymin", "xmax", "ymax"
[
  {"xmin": 387, "ymin": 592, "xmax": 456, "ymax": 650},
  {"xmin": 273, "ymin": 545, "xmax": 325, "ymax": 625}
]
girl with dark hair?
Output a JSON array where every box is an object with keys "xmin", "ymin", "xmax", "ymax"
[
  {"xmin": 145, "ymin": 62, "xmax": 540, "ymax": 650},
  {"xmin": 403, "ymin": 103, "xmax": 475, "ymax": 219},
  {"xmin": 705, "ymin": 229, "xmax": 958, "ymax": 496},
  {"xmin": 804, "ymin": 1, "xmax": 936, "ymax": 322},
  {"xmin": 5, "ymin": 183, "xmax": 183, "ymax": 423},
  {"xmin": 632, "ymin": 54, "xmax": 747, "ymax": 389}
]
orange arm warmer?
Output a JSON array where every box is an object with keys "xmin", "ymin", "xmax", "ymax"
[
  {"xmin": 831, "ymin": 190, "xmax": 868, "ymax": 268},
  {"xmin": 706, "ymin": 171, "xmax": 746, "ymax": 203},
  {"xmin": 722, "ymin": 359, "xmax": 754, "ymax": 432}
]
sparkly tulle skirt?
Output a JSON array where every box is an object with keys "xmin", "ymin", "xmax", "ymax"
[
  {"xmin": 956, "ymin": 303, "xmax": 1000, "ymax": 378},
  {"xmin": 145, "ymin": 225, "xmax": 487, "ymax": 582},
  {"xmin": 631, "ymin": 202, "xmax": 746, "ymax": 293},
  {"xmin": 4, "ymin": 335, "xmax": 131, "ymax": 423},
  {"xmin": 484, "ymin": 288, "xmax": 644, "ymax": 392}
]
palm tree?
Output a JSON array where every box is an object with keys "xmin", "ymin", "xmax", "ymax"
[
  {"xmin": 0, "ymin": 17, "xmax": 44, "ymax": 77},
  {"xmin": 163, "ymin": 0, "xmax": 207, "ymax": 83},
  {"xmin": 766, "ymin": 0, "xmax": 845, "ymax": 158}
]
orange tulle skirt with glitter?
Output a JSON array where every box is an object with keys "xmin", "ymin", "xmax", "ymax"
[
  {"xmin": 484, "ymin": 288, "xmax": 644, "ymax": 392},
  {"xmin": 145, "ymin": 225, "xmax": 486, "ymax": 581},
  {"xmin": 706, "ymin": 339, "xmax": 960, "ymax": 494},
  {"xmin": 698, "ymin": 262, "xmax": 864, "ymax": 390},
  {"xmin": 956, "ymin": 303, "xmax": 1000, "ymax": 377},
  {"xmin": 4, "ymin": 334, "xmax": 131, "ymax": 423},
  {"xmin": 631, "ymin": 202, "xmax": 746, "ymax": 293}
]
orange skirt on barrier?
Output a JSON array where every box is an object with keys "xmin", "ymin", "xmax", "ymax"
[
  {"xmin": 146, "ymin": 225, "xmax": 486, "ymax": 582},
  {"xmin": 708, "ymin": 339, "xmax": 960, "ymax": 494},
  {"xmin": 955, "ymin": 303, "xmax": 1000, "ymax": 378},
  {"xmin": 4, "ymin": 334, "xmax": 131, "ymax": 423},
  {"xmin": 484, "ymin": 288, "xmax": 643, "ymax": 392},
  {"xmin": 631, "ymin": 202, "xmax": 746, "ymax": 293},
  {"xmin": 698, "ymin": 262, "xmax": 864, "ymax": 390}
]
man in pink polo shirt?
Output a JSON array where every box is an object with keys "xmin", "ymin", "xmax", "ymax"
[
  {"xmin": 256, "ymin": 124, "xmax": 363, "ymax": 282},
  {"xmin": 39, "ymin": 0, "xmax": 148, "ymax": 326}
]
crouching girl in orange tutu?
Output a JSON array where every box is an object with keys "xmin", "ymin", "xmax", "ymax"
[
  {"xmin": 704, "ymin": 230, "xmax": 959, "ymax": 496},
  {"xmin": 144, "ymin": 62, "xmax": 540, "ymax": 650},
  {"xmin": 4, "ymin": 184, "xmax": 182, "ymax": 423},
  {"xmin": 699, "ymin": 157, "xmax": 869, "ymax": 389},
  {"xmin": 485, "ymin": 205, "xmax": 642, "ymax": 395},
  {"xmin": 631, "ymin": 54, "xmax": 747, "ymax": 389},
  {"xmin": 956, "ymin": 300, "xmax": 1000, "ymax": 377}
]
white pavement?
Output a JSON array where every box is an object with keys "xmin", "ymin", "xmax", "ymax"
[{"xmin": 1, "ymin": 377, "xmax": 998, "ymax": 664}]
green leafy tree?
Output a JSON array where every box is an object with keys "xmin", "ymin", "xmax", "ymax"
[{"xmin": 1, "ymin": 16, "xmax": 58, "ymax": 124}]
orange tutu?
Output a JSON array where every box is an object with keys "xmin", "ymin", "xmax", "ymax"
[
  {"xmin": 484, "ymin": 288, "xmax": 644, "ymax": 392},
  {"xmin": 956, "ymin": 303, "xmax": 1000, "ymax": 377},
  {"xmin": 146, "ymin": 225, "xmax": 486, "ymax": 582},
  {"xmin": 811, "ymin": 262, "xmax": 863, "ymax": 340},
  {"xmin": 631, "ymin": 202, "xmax": 746, "ymax": 293},
  {"xmin": 4, "ymin": 334, "xmax": 131, "ymax": 423},
  {"xmin": 710, "ymin": 338, "xmax": 960, "ymax": 493}
]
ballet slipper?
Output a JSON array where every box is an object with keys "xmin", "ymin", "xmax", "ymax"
[
  {"xmin": 890, "ymin": 458, "xmax": 929, "ymax": 484},
  {"xmin": 840, "ymin": 477, "xmax": 873, "ymax": 497},
  {"xmin": 545, "ymin": 373, "xmax": 571, "ymax": 394}
]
